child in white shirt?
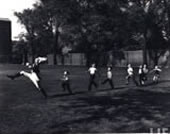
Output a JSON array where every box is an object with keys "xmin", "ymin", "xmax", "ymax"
[
  {"xmin": 88, "ymin": 64, "xmax": 98, "ymax": 91},
  {"xmin": 126, "ymin": 64, "xmax": 138, "ymax": 86},
  {"xmin": 102, "ymin": 66, "xmax": 114, "ymax": 89}
]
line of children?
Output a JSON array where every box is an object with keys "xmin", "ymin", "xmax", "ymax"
[
  {"xmin": 7, "ymin": 59, "xmax": 163, "ymax": 99},
  {"xmin": 138, "ymin": 64, "xmax": 162, "ymax": 85},
  {"xmin": 61, "ymin": 64, "xmax": 162, "ymax": 94}
]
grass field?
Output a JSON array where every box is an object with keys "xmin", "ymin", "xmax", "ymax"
[{"xmin": 1, "ymin": 64, "xmax": 170, "ymax": 133}]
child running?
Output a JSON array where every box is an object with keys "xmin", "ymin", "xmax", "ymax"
[
  {"xmin": 7, "ymin": 57, "xmax": 48, "ymax": 98},
  {"xmin": 138, "ymin": 65, "xmax": 144, "ymax": 86},
  {"xmin": 101, "ymin": 66, "xmax": 114, "ymax": 89},
  {"xmin": 61, "ymin": 70, "xmax": 73, "ymax": 94},
  {"xmin": 126, "ymin": 64, "xmax": 138, "ymax": 86},
  {"xmin": 88, "ymin": 63, "xmax": 98, "ymax": 91},
  {"xmin": 150, "ymin": 65, "xmax": 162, "ymax": 83},
  {"xmin": 142, "ymin": 64, "xmax": 149, "ymax": 84}
]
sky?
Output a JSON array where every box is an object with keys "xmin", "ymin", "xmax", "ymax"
[{"xmin": 0, "ymin": 0, "xmax": 38, "ymax": 40}]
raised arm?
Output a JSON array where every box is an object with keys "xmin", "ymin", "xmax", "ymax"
[{"xmin": 35, "ymin": 57, "xmax": 48, "ymax": 65}]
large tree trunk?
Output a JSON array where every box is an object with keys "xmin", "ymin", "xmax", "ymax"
[
  {"xmin": 154, "ymin": 50, "xmax": 159, "ymax": 66},
  {"xmin": 139, "ymin": 34, "xmax": 148, "ymax": 65},
  {"xmin": 143, "ymin": 36, "xmax": 147, "ymax": 64},
  {"xmin": 163, "ymin": 0, "xmax": 170, "ymax": 32},
  {"xmin": 61, "ymin": 54, "xmax": 65, "ymax": 65},
  {"xmin": 30, "ymin": 39, "xmax": 35, "ymax": 63},
  {"xmin": 143, "ymin": 24, "xmax": 148, "ymax": 65},
  {"xmin": 82, "ymin": 33, "xmax": 91, "ymax": 67},
  {"xmin": 85, "ymin": 44, "xmax": 93, "ymax": 67},
  {"xmin": 154, "ymin": 58, "xmax": 158, "ymax": 66},
  {"xmin": 85, "ymin": 52, "xmax": 91, "ymax": 67},
  {"xmin": 53, "ymin": 29, "xmax": 59, "ymax": 65},
  {"xmin": 148, "ymin": 50, "xmax": 160, "ymax": 66},
  {"xmin": 23, "ymin": 48, "xmax": 28, "ymax": 65}
]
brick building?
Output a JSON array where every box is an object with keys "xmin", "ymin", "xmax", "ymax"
[{"xmin": 0, "ymin": 18, "xmax": 11, "ymax": 63}]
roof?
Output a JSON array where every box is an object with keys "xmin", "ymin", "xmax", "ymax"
[{"xmin": 0, "ymin": 18, "xmax": 11, "ymax": 22}]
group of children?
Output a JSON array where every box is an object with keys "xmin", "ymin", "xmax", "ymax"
[
  {"xmin": 126, "ymin": 64, "xmax": 162, "ymax": 86},
  {"xmin": 88, "ymin": 64, "xmax": 114, "ymax": 91},
  {"xmin": 6, "ymin": 57, "xmax": 74, "ymax": 99},
  {"xmin": 60, "ymin": 63, "xmax": 114, "ymax": 94},
  {"xmin": 6, "ymin": 57, "xmax": 162, "ymax": 99}
]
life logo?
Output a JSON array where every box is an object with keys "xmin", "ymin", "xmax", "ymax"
[{"xmin": 150, "ymin": 128, "xmax": 170, "ymax": 134}]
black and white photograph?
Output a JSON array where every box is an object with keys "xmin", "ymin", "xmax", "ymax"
[{"xmin": 1, "ymin": 0, "xmax": 170, "ymax": 133}]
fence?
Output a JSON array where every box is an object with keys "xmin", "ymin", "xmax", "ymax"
[
  {"xmin": 47, "ymin": 53, "xmax": 86, "ymax": 66},
  {"xmin": 45, "ymin": 51, "xmax": 145, "ymax": 66},
  {"xmin": 112, "ymin": 50, "xmax": 143, "ymax": 67},
  {"xmin": 112, "ymin": 50, "xmax": 170, "ymax": 67},
  {"xmin": 26, "ymin": 50, "xmax": 170, "ymax": 67}
]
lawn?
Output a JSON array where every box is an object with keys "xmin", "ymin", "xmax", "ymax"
[{"xmin": 0, "ymin": 64, "xmax": 170, "ymax": 134}]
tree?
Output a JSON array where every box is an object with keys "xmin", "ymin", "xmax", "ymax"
[
  {"xmin": 38, "ymin": 0, "xmax": 79, "ymax": 64},
  {"xmin": 72, "ymin": 0, "xmax": 134, "ymax": 66},
  {"xmin": 14, "ymin": 0, "xmax": 170, "ymax": 66},
  {"xmin": 126, "ymin": 0, "xmax": 170, "ymax": 65},
  {"xmin": 14, "ymin": 9, "xmax": 37, "ymax": 63}
]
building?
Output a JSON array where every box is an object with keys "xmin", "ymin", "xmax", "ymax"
[{"xmin": 0, "ymin": 18, "xmax": 11, "ymax": 63}]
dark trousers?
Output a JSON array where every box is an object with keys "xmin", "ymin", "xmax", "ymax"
[
  {"xmin": 37, "ymin": 81, "xmax": 48, "ymax": 98},
  {"xmin": 102, "ymin": 78, "xmax": 114, "ymax": 89},
  {"xmin": 88, "ymin": 74, "xmax": 98, "ymax": 91},
  {"xmin": 62, "ymin": 80, "xmax": 72, "ymax": 94},
  {"xmin": 143, "ymin": 74, "xmax": 147, "ymax": 81},
  {"xmin": 7, "ymin": 72, "xmax": 22, "ymax": 79},
  {"xmin": 7, "ymin": 72, "xmax": 47, "ymax": 98},
  {"xmin": 139, "ymin": 74, "xmax": 144, "ymax": 86},
  {"xmin": 127, "ymin": 75, "xmax": 138, "ymax": 86}
]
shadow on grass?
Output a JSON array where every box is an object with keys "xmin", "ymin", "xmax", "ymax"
[
  {"xmin": 143, "ymin": 80, "xmax": 170, "ymax": 87},
  {"xmin": 49, "ymin": 91, "xmax": 87, "ymax": 98},
  {"xmin": 49, "ymin": 86, "xmax": 127, "ymax": 99},
  {"xmin": 49, "ymin": 88, "xmax": 170, "ymax": 133},
  {"xmin": 97, "ymin": 85, "xmax": 127, "ymax": 91}
]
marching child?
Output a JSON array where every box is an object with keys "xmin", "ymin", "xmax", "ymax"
[
  {"xmin": 126, "ymin": 64, "xmax": 138, "ymax": 86},
  {"xmin": 88, "ymin": 63, "xmax": 98, "ymax": 91},
  {"xmin": 102, "ymin": 66, "xmax": 114, "ymax": 89},
  {"xmin": 7, "ymin": 57, "xmax": 48, "ymax": 98},
  {"xmin": 61, "ymin": 70, "xmax": 73, "ymax": 94}
]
